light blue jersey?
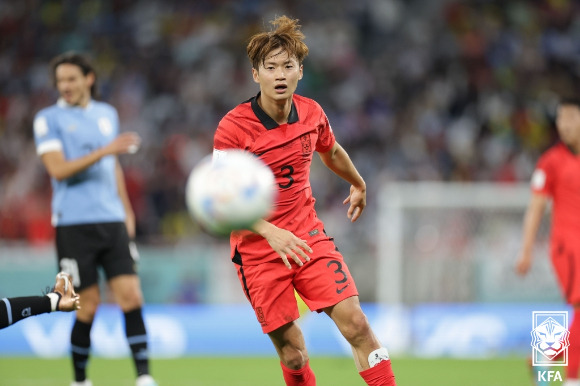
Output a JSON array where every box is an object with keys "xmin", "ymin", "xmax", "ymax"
[{"xmin": 33, "ymin": 99, "xmax": 126, "ymax": 226}]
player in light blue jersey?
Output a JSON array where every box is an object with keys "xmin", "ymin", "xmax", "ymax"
[{"xmin": 33, "ymin": 52, "xmax": 157, "ymax": 386}]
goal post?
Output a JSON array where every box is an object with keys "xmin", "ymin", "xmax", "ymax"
[{"xmin": 376, "ymin": 182, "xmax": 560, "ymax": 305}]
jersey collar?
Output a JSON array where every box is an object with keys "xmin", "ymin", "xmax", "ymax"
[
  {"xmin": 250, "ymin": 92, "xmax": 299, "ymax": 130},
  {"xmin": 57, "ymin": 98, "xmax": 94, "ymax": 110}
]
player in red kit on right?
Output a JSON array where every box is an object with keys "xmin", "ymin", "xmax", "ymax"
[
  {"xmin": 212, "ymin": 16, "xmax": 395, "ymax": 386},
  {"xmin": 517, "ymin": 98, "xmax": 580, "ymax": 385}
]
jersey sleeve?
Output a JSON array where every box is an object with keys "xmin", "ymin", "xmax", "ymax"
[
  {"xmin": 214, "ymin": 114, "xmax": 242, "ymax": 151},
  {"xmin": 33, "ymin": 110, "xmax": 63, "ymax": 156},
  {"xmin": 111, "ymin": 106, "xmax": 120, "ymax": 138},
  {"xmin": 315, "ymin": 110, "xmax": 336, "ymax": 153},
  {"xmin": 531, "ymin": 153, "xmax": 554, "ymax": 197}
]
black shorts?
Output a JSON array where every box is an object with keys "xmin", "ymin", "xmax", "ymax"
[{"xmin": 56, "ymin": 222, "xmax": 138, "ymax": 291}]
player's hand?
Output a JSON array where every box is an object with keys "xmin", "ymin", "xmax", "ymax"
[
  {"xmin": 53, "ymin": 272, "xmax": 81, "ymax": 312},
  {"xmin": 515, "ymin": 254, "xmax": 532, "ymax": 276},
  {"xmin": 104, "ymin": 132, "xmax": 141, "ymax": 155},
  {"xmin": 343, "ymin": 185, "xmax": 366, "ymax": 222},
  {"xmin": 256, "ymin": 223, "xmax": 312, "ymax": 269},
  {"xmin": 125, "ymin": 213, "xmax": 136, "ymax": 239},
  {"xmin": 268, "ymin": 228, "xmax": 312, "ymax": 269}
]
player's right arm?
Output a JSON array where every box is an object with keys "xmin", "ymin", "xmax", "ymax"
[
  {"xmin": 214, "ymin": 112, "xmax": 312, "ymax": 269},
  {"xmin": 40, "ymin": 133, "xmax": 141, "ymax": 181},
  {"xmin": 517, "ymin": 154, "xmax": 554, "ymax": 276},
  {"xmin": 251, "ymin": 219, "xmax": 312, "ymax": 269},
  {"xmin": 516, "ymin": 192, "xmax": 549, "ymax": 275}
]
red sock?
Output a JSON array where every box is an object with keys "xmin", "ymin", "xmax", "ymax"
[
  {"xmin": 280, "ymin": 360, "xmax": 316, "ymax": 386},
  {"xmin": 359, "ymin": 359, "xmax": 396, "ymax": 386},
  {"xmin": 568, "ymin": 309, "xmax": 580, "ymax": 379}
]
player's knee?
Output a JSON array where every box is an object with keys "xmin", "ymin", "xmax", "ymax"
[
  {"xmin": 281, "ymin": 347, "xmax": 309, "ymax": 370},
  {"xmin": 111, "ymin": 278, "xmax": 144, "ymax": 310},
  {"xmin": 117, "ymin": 290, "xmax": 143, "ymax": 311},
  {"xmin": 76, "ymin": 301, "xmax": 99, "ymax": 321},
  {"xmin": 340, "ymin": 312, "xmax": 372, "ymax": 344}
]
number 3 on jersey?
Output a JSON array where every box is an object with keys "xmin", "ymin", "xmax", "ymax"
[{"xmin": 279, "ymin": 165, "xmax": 294, "ymax": 189}]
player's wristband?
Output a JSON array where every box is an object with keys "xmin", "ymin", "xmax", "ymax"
[{"xmin": 46, "ymin": 293, "xmax": 61, "ymax": 312}]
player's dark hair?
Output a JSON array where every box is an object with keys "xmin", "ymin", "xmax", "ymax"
[
  {"xmin": 246, "ymin": 15, "xmax": 309, "ymax": 70},
  {"xmin": 559, "ymin": 97, "xmax": 580, "ymax": 110},
  {"xmin": 50, "ymin": 51, "xmax": 98, "ymax": 98}
]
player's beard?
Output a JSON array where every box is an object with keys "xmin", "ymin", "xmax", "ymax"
[{"xmin": 63, "ymin": 90, "xmax": 88, "ymax": 107}]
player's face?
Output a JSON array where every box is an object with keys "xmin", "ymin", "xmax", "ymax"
[
  {"xmin": 252, "ymin": 49, "xmax": 303, "ymax": 102},
  {"xmin": 55, "ymin": 63, "xmax": 94, "ymax": 107},
  {"xmin": 556, "ymin": 105, "xmax": 580, "ymax": 147}
]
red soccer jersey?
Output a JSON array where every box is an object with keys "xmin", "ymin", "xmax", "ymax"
[
  {"xmin": 214, "ymin": 93, "xmax": 336, "ymax": 265},
  {"xmin": 531, "ymin": 142, "xmax": 580, "ymax": 238}
]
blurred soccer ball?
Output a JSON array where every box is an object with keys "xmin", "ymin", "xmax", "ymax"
[{"xmin": 186, "ymin": 150, "xmax": 276, "ymax": 236}]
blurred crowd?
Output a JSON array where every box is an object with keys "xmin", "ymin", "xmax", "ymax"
[{"xmin": 0, "ymin": 0, "xmax": 578, "ymax": 245}]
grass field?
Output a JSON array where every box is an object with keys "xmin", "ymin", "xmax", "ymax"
[{"xmin": 0, "ymin": 356, "xmax": 549, "ymax": 386}]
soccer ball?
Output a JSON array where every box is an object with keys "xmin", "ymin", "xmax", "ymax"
[{"xmin": 185, "ymin": 150, "xmax": 276, "ymax": 236}]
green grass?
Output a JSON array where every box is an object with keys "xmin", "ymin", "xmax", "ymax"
[{"xmin": 0, "ymin": 356, "xmax": 549, "ymax": 386}]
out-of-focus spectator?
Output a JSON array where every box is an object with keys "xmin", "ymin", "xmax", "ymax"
[{"xmin": 0, "ymin": 0, "xmax": 576, "ymax": 245}]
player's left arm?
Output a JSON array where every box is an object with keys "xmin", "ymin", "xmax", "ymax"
[
  {"xmin": 318, "ymin": 142, "xmax": 366, "ymax": 222},
  {"xmin": 115, "ymin": 159, "xmax": 136, "ymax": 238},
  {"xmin": 0, "ymin": 273, "xmax": 79, "ymax": 330}
]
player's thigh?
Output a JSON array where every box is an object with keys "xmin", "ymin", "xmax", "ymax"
[
  {"xmin": 324, "ymin": 296, "xmax": 380, "ymax": 348},
  {"xmin": 56, "ymin": 224, "xmax": 100, "ymax": 291},
  {"xmin": 75, "ymin": 284, "xmax": 101, "ymax": 322},
  {"xmin": 236, "ymin": 262, "xmax": 298, "ymax": 333},
  {"xmin": 96, "ymin": 223, "xmax": 141, "ymax": 309},
  {"xmin": 323, "ymin": 295, "xmax": 366, "ymax": 330},
  {"xmin": 99, "ymin": 222, "xmax": 138, "ymax": 281},
  {"xmin": 108, "ymin": 274, "xmax": 143, "ymax": 310},
  {"xmin": 293, "ymin": 240, "xmax": 359, "ymax": 312}
]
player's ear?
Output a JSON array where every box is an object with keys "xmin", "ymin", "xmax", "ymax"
[
  {"xmin": 252, "ymin": 68, "xmax": 260, "ymax": 84},
  {"xmin": 86, "ymin": 72, "xmax": 96, "ymax": 87},
  {"xmin": 299, "ymin": 64, "xmax": 303, "ymax": 80}
]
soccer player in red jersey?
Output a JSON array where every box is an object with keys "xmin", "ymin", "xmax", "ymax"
[
  {"xmin": 517, "ymin": 98, "xmax": 580, "ymax": 385},
  {"xmin": 213, "ymin": 16, "xmax": 396, "ymax": 386}
]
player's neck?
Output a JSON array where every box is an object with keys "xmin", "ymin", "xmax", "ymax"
[
  {"xmin": 58, "ymin": 94, "xmax": 91, "ymax": 108},
  {"xmin": 257, "ymin": 94, "xmax": 292, "ymax": 125},
  {"xmin": 564, "ymin": 140, "xmax": 580, "ymax": 155},
  {"xmin": 77, "ymin": 93, "xmax": 91, "ymax": 108}
]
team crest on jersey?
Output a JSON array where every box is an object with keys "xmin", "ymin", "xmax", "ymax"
[
  {"xmin": 98, "ymin": 117, "xmax": 113, "ymax": 136},
  {"xmin": 300, "ymin": 133, "xmax": 311, "ymax": 155}
]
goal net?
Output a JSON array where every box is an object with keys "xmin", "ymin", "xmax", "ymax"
[{"xmin": 376, "ymin": 182, "xmax": 560, "ymax": 305}]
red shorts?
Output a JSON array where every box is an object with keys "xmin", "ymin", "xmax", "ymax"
[
  {"xmin": 551, "ymin": 237, "xmax": 580, "ymax": 304},
  {"xmin": 235, "ymin": 239, "xmax": 359, "ymax": 333}
]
